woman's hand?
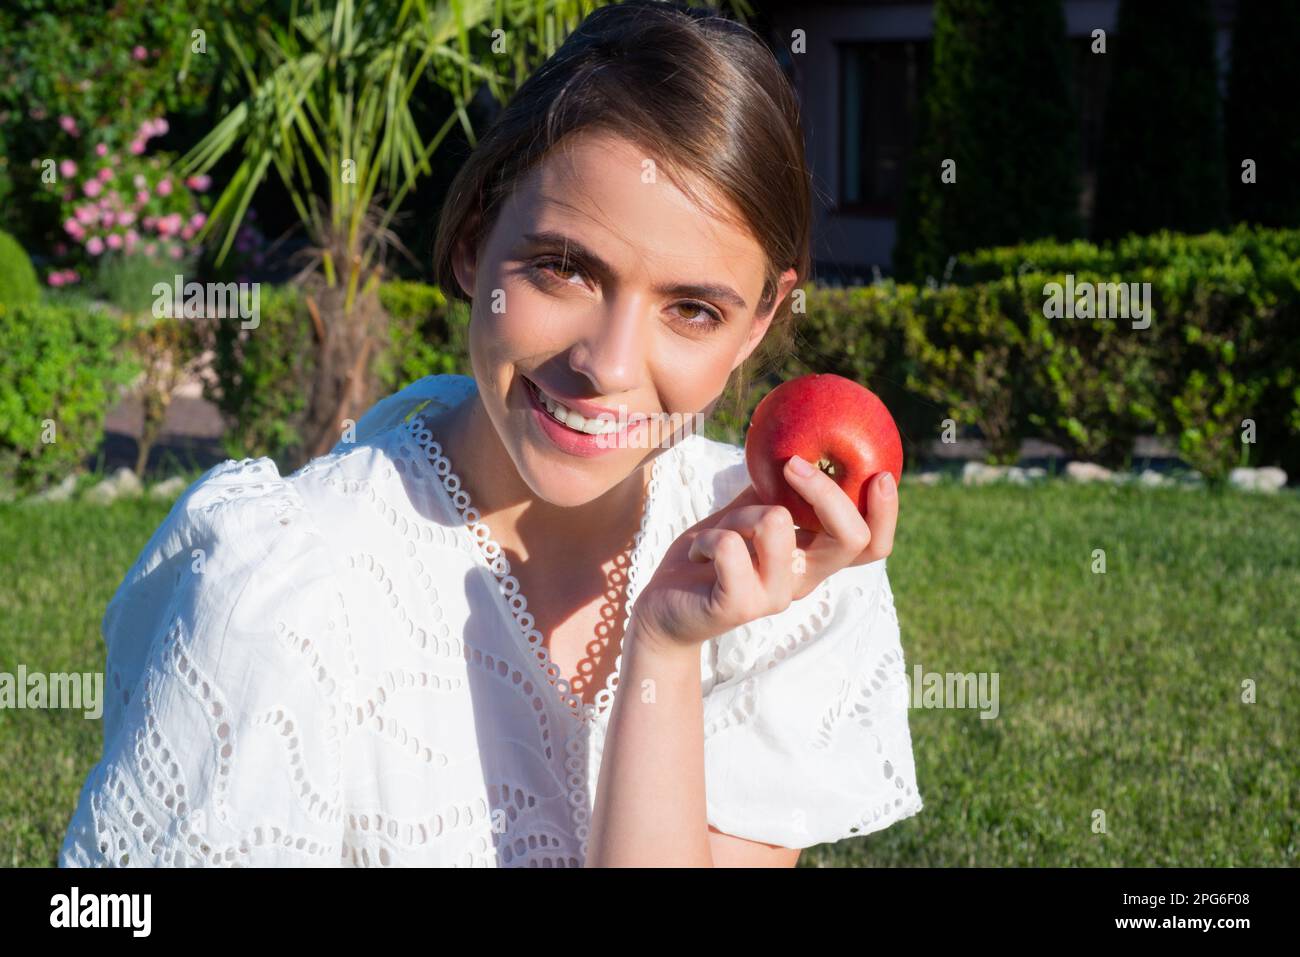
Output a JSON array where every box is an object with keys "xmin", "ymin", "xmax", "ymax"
[{"xmin": 631, "ymin": 455, "xmax": 899, "ymax": 653}]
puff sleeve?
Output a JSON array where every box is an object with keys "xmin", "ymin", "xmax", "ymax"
[
  {"xmin": 59, "ymin": 458, "xmax": 351, "ymax": 867},
  {"xmin": 698, "ymin": 447, "xmax": 924, "ymax": 850}
]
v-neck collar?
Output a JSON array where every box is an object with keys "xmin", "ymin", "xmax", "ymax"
[{"xmin": 401, "ymin": 407, "xmax": 674, "ymax": 726}]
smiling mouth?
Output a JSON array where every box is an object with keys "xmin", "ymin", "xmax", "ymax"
[{"xmin": 522, "ymin": 376, "xmax": 628, "ymax": 436}]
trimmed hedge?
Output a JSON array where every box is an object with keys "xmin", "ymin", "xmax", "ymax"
[
  {"xmin": 0, "ymin": 300, "xmax": 138, "ymax": 494},
  {"xmin": 205, "ymin": 227, "xmax": 1300, "ymax": 483},
  {"xmin": 0, "ymin": 229, "xmax": 40, "ymax": 307}
]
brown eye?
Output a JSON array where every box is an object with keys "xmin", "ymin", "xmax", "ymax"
[
  {"xmin": 533, "ymin": 257, "xmax": 587, "ymax": 286},
  {"xmin": 675, "ymin": 301, "xmax": 724, "ymax": 328}
]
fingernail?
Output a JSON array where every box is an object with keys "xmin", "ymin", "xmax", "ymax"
[
  {"xmin": 878, "ymin": 472, "xmax": 896, "ymax": 497},
  {"xmin": 788, "ymin": 455, "xmax": 814, "ymax": 478}
]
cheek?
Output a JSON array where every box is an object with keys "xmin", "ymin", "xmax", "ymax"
[
  {"xmin": 652, "ymin": 335, "xmax": 746, "ymax": 412},
  {"xmin": 474, "ymin": 280, "xmax": 575, "ymax": 359}
]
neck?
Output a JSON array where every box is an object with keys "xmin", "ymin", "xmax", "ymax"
[{"xmin": 431, "ymin": 392, "xmax": 651, "ymax": 564}]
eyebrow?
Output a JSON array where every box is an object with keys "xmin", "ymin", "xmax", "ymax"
[{"xmin": 521, "ymin": 230, "xmax": 749, "ymax": 311}]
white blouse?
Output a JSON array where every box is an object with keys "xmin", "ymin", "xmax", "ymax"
[{"xmin": 59, "ymin": 373, "xmax": 922, "ymax": 867}]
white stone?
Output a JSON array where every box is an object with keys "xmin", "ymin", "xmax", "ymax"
[
  {"xmin": 84, "ymin": 467, "xmax": 144, "ymax": 504},
  {"xmin": 149, "ymin": 476, "xmax": 189, "ymax": 500},
  {"xmin": 27, "ymin": 474, "xmax": 78, "ymax": 503},
  {"xmin": 1230, "ymin": 466, "xmax": 1288, "ymax": 492},
  {"xmin": 962, "ymin": 462, "xmax": 1008, "ymax": 485},
  {"xmin": 1255, "ymin": 467, "xmax": 1287, "ymax": 492},
  {"xmin": 1065, "ymin": 461, "xmax": 1114, "ymax": 483},
  {"xmin": 1138, "ymin": 469, "xmax": 1167, "ymax": 487}
]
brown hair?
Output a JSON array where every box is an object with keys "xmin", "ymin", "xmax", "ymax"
[{"xmin": 432, "ymin": 0, "xmax": 812, "ymax": 419}]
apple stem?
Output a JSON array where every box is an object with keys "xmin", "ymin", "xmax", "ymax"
[{"xmin": 817, "ymin": 456, "xmax": 835, "ymax": 477}]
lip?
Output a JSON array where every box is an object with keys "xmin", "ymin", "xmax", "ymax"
[
  {"xmin": 524, "ymin": 378, "xmax": 624, "ymax": 419},
  {"xmin": 521, "ymin": 375, "xmax": 642, "ymax": 458}
]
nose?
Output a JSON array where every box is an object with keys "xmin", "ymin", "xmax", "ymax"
[{"xmin": 567, "ymin": 292, "xmax": 647, "ymax": 397}]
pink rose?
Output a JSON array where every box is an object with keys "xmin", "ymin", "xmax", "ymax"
[
  {"xmin": 86, "ymin": 236, "xmax": 105, "ymax": 255},
  {"xmin": 129, "ymin": 139, "xmax": 145, "ymax": 155},
  {"xmin": 169, "ymin": 244, "xmax": 183, "ymax": 260},
  {"xmin": 144, "ymin": 242, "xmax": 158, "ymax": 257},
  {"xmin": 94, "ymin": 143, "xmax": 108, "ymax": 157},
  {"xmin": 101, "ymin": 211, "xmax": 115, "ymax": 227},
  {"xmin": 180, "ymin": 225, "xmax": 195, "ymax": 241},
  {"xmin": 117, "ymin": 211, "xmax": 136, "ymax": 226},
  {"xmin": 185, "ymin": 174, "xmax": 212, "ymax": 192},
  {"xmin": 83, "ymin": 179, "xmax": 102, "ymax": 198},
  {"xmin": 106, "ymin": 233, "xmax": 123, "ymax": 250},
  {"xmin": 97, "ymin": 167, "xmax": 114, "ymax": 182},
  {"xmin": 136, "ymin": 190, "xmax": 150, "ymax": 205},
  {"xmin": 58, "ymin": 115, "xmax": 80, "ymax": 137},
  {"xmin": 189, "ymin": 212, "xmax": 207, "ymax": 229},
  {"xmin": 59, "ymin": 159, "xmax": 77, "ymax": 178},
  {"xmin": 156, "ymin": 178, "xmax": 173, "ymax": 196},
  {"xmin": 125, "ymin": 229, "xmax": 139, "ymax": 249},
  {"xmin": 48, "ymin": 272, "xmax": 66, "ymax": 287},
  {"xmin": 75, "ymin": 205, "xmax": 96, "ymax": 225},
  {"xmin": 132, "ymin": 45, "xmax": 148, "ymax": 61},
  {"xmin": 62, "ymin": 270, "xmax": 81, "ymax": 284}
]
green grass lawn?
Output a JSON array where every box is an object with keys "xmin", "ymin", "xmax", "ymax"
[{"xmin": 2, "ymin": 481, "xmax": 1297, "ymax": 867}]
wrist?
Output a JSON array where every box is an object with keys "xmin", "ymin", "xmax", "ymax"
[{"xmin": 627, "ymin": 618, "xmax": 700, "ymax": 665}]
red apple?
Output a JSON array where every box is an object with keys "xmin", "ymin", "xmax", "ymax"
[{"xmin": 744, "ymin": 373, "xmax": 903, "ymax": 533}]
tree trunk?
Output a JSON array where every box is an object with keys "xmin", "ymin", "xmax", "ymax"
[{"xmin": 290, "ymin": 276, "xmax": 388, "ymax": 471}]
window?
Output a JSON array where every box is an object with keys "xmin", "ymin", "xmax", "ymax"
[{"xmin": 839, "ymin": 40, "xmax": 932, "ymax": 216}]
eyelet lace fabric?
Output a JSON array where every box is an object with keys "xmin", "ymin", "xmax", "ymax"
[{"xmin": 59, "ymin": 374, "xmax": 922, "ymax": 867}]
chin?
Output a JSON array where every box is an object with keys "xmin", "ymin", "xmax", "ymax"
[{"xmin": 516, "ymin": 451, "xmax": 624, "ymax": 508}]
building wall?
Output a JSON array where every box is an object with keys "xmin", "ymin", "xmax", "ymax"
[{"xmin": 770, "ymin": 0, "xmax": 1236, "ymax": 282}]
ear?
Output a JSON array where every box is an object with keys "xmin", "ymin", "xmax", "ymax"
[
  {"xmin": 450, "ymin": 212, "xmax": 482, "ymax": 299},
  {"xmin": 731, "ymin": 267, "xmax": 799, "ymax": 373}
]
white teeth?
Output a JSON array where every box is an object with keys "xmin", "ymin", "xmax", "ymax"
[{"xmin": 531, "ymin": 380, "xmax": 620, "ymax": 435}]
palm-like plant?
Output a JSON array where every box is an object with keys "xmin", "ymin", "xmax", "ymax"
[{"xmin": 181, "ymin": 0, "xmax": 752, "ymax": 467}]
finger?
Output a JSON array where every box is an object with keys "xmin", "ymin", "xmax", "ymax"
[
  {"xmin": 852, "ymin": 471, "xmax": 898, "ymax": 565},
  {"xmin": 688, "ymin": 528, "xmax": 764, "ymax": 609},
  {"xmin": 752, "ymin": 505, "xmax": 797, "ymax": 600},
  {"xmin": 711, "ymin": 505, "xmax": 797, "ymax": 599},
  {"xmin": 782, "ymin": 455, "xmax": 872, "ymax": 556}
]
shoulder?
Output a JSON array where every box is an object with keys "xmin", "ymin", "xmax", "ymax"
[
  {"xmin": 111, "ymin": 373, "xmax": 482, "ymax": 640},
  {"xmin": 330, "ymin": 373, "xmax": 478, "ymax": 453}
]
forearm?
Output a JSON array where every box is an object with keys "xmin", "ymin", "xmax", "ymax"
[{"xmin": 585, "ymin": 622, "xmax": 712, "ymax": 867}]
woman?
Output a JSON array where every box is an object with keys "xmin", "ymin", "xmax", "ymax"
[{"xmin": 60, "ymin": 0, "xmax": 922, "ymax": 868}]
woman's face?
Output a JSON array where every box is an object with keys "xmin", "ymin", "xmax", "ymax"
[{"xmin": 452, "ymin": 129, "xmax": 797, "ymax": 508}]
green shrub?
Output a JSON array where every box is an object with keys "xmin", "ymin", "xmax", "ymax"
[
  {"xmin": 0, "ymin": 230, "xmax": 40, "ymax": 306},
  {"xmin": 199, "ymin": 284, "xmax": 315, "ymax": 465},
  {"xmin": 1092, "ymin": 0, "xmax": 1227, "ymax": 241},
  {"xmin": 202, "ymin": 280, "xmax": 472, "ymax": 466},
  {"xmin": 893, "ymin": 0, "xmax": 1082, "ymax": 282},
  {"xmin": 0, "ymin": 301, "xmax": 139, "ymax": 495},
  {"xmin": 1224, "ymin": 0, "xmax": 1300, "ymax": 229},
  {"xmin": 376, "ymin": 280, "xmax": 471, "ymax": 391}
]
